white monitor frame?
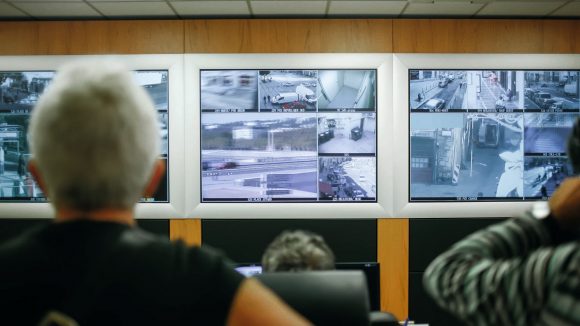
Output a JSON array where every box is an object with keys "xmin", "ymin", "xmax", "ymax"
[
  {"xmin": 0, "ymin": 54, "xmax": 185, "ymax": 219},
  {"xmin": 393, "ymin": 54, "xmax": 580, "ymax": 218},
  {"xmin": 185, "ymin": 54, "xmax": 393, "ymax": 219}
]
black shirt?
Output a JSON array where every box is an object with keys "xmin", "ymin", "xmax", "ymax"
[{"xmin": 0, "ymin": 220, "xmax": 244, "ymax": 325}]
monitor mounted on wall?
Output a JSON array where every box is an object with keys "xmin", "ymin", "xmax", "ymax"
[
  {"xmin": 0, "ymin": 55, "xmax": 185, "ymax": 219},
  {"xmin": 200, "ymin": 69, "xmax": 378, "ymax": 203},
  {"xmin": 408, "ymin": 69, "xmax": 579, "ymax": 203},
  {"xmin": 0, "ymin": 70, "xmax": 171, "ymax": 204}
]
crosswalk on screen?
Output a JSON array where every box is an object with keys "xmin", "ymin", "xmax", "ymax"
[
  {"xmin": 409, "ymin": 69, "xmax": 580, "ymax": 202},
  {"xmin": 0, "ymin": 70, "xmax": 170, "ymax": 203},
  {"xmin": 200, "ymin": 69, "xmax": 377, "ymax": 203}
]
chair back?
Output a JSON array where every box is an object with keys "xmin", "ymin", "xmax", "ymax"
[{"xmin": 256, "ymin": 270, "xmax": 370, "ymax": 326}]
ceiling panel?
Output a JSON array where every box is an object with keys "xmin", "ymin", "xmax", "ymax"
[
  {"xmin": 476, "ymin": 1, "xmax": 566, "ymax": 16},
  {"xmin": 0, "ymin": 0, "xmax": 579, "ymax": 19},
  {"xmin": 328, "ymin": 0, "xmax": 407, "ymax": 16},
  {"xmin": 404, "ymin": 2, "xmax": 484, "ymax": 16},
  {"xmin": 8, "ymin": 0, "xmax": 83, "ymax": 2},
  {"xmin": 11, "ymin": 2, "xmax": 102, "ymax": 17},
  {"xmin": 171, "ymin": 1, "xmax": 250, "ymax": 16},
  {"xmin": 251, "ymin": 0, "xmax": 327, "ymax": 16},
  {"xmin": 90, "ymin": 1, "xmax": 176, "ymax": 16},
  {"xmin": 550, "ymin": 1, "xmax": 580, "ymax": 17},
  {"xmin": 0, "ymin": 3, "xmax": 28, "ymax": 17},
  {"xmin": 88, "ymin": 0, "xmax": 164, "ymax": 2}
]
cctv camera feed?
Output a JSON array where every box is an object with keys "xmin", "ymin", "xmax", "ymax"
[
  {"xmin": 200, "ymin": 69, "xmax": 377, "ymax": 202},
  {"xmin": 410, "ymin": 69, "xmax": 580, "ymax": 202},
  {"xmin": 0, "ymin": 70, "xmax": 170, "ymax": 203},
  {"xmin": 317, "ymin": 70, "xmax": 376, "ymax": 111},
  {"xmin": 135, "ymin": 70, "xmax": 170, "ymax": 203},
  {"xmin": 410, "ymin": 69, "xmax": 525, "ymax": 112}
]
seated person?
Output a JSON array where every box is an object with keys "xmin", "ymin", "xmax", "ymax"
[
  {"xmin": 423, "ymin": 117, "xmax": 580, "ymax": 325},
  {"xmin": 0, "ymin": 60, "xmax": 309, "ymax": 326},
  {"xmin": 262, "ymin": 230, "xmax": 335, "ymax": 272}
]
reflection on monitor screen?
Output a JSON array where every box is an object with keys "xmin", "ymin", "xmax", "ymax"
[
  {"xmin": 0, "ymin": 70, "xmax": 170, "ymax": 203},
  {"xmin": 235, "ymin": 265, "xmax": 263, "ymax": 277},
  {"xmin": 200, "ymin": 69, "xmax": 377, "ymax": 203},
  {"xmin": 409, "ymin": 69, "xmax": 580, "ymax": 202}
]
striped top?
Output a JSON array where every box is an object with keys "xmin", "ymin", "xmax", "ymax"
[{"xmin": 423, "ymin": 213, "xmax": 580, "ymax": 326}]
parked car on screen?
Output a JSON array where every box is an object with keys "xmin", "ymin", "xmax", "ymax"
[
  {"xmin": 438, "ymin": 79, "xmax": 448, "ymax": 88},
  {"xmin": 422, "ymin": 98, "xmax": 446, "ymax": 111},
  {"xmin": 550, "ymin": 101, "xmax": 565, "ymax": 110},
  {"xmin": 524, "ymin": 88, "xmax": 537, "ymax": 98},
  {"xmin": 534, "ymin": 92, "xmax": 551, "ymax": 106},
  {"xmin": 542, "ymin": 98, "xmax": 557, "ymax": 110},
  {"xmin": 353, "ymin": 189, "xmax": 364, "ymax": 198}
]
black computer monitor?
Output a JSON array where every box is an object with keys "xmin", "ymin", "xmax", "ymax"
[{"xmin": 234, "ymin": 262, "xmax": 380, "ymax": 311}]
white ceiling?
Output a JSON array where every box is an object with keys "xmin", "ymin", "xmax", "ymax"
[{"xmin": 0, "ymin": 0, "xmax": 578, "ymax": 19}]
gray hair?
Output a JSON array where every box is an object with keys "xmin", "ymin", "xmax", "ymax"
[
  {"xmin": 29, "ymin": 60, "xmax": 160, "ymax": 211},
  {"xmin": 262, "ymin": 230, "xmax": 335, "ymax": 272}
]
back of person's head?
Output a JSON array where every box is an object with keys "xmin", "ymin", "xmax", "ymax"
[
  {"xmin": 568, "ymin": 117, "xmax": 580, "ymax": 174},
  {"xmin": 262, "ymin": 230, "xmax": 335, "ymax": 272},
  {"xmin": 29, "ymin": 60, "xmax": 160, "ymax": 211}
]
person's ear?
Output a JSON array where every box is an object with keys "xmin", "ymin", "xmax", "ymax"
[
  {"xmin": 28, "ymin": 159, "xmax": 48, "ymax": 197},
  {"xmin": 143, "ymin": 159, "xmax": 165, "ymax": 198}
]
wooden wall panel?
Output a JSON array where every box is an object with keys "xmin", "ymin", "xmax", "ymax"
[
  {"xmin": 576, "ymin": 20, "xmax": 580, "ymax": 54},
  {"xmin": 185, "ymin": 19, "xmax": 392, "ymax": 53},
  {"xmin": 0, "ymin": 22, "xmax": 39, "ymax": 55},
  {"xmin": 170, "ymin": 219, "xmax": 202, "ymax": 246},
  {"xmin": 393, "ymin": 19, "xmax": 579, "ymax": 53},
  {"xmin": 377, "ymin": 218, "xmax": 408, "ymax": 320},
  {"xmin": 541, "ymin": 20, "xmax": 578, "ymax": 54},
  {"xmin": 0, "ymin": 20, "xmax": 184, "ymax": 55}
]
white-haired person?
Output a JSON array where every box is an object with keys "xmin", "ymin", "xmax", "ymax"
[{"xmin": 0, "ymin": 61, "xmax": 309, "ymax": 326}]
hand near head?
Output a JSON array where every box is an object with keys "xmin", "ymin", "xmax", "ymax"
[{"xmin": 549, "ymin": 177, "xmax": 580, "ymax": 231}]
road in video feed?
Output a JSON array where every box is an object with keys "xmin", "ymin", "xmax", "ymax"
[
  {"xmin": 259, "ymin": 70, "xmax": 318, "ymax": 112},
  {"xmin": 410, "ymin": 70, "xmax": 525, "ymax": 112},
  {"xmin": 524, "ymin": 71, "xmax": 579, "ymax": 112},
  {"xmin": 201, "ymin": 113, "xmax": 318, "ymax": 201}
]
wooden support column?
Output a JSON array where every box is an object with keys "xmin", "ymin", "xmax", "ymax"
[
  {"xmin": 377, "ymin": 218, "xmax": 409, "ymax": 320},
  {"xmin": 170, "ymin": 219, "xmax": 202, "ymax": 246}
]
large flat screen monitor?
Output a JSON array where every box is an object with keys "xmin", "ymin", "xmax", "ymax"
[
  {"xmin": 0, "ymin": 69, "xmax": 170, "ymax": 203},
  {"xmin": 409, "ymin": 69, "xmax": 579, "ymax": 202},
  {"xmin": 200, "ymin": 69, "xmax": 378, "ymax": 203}
]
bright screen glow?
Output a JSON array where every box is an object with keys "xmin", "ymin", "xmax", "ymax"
[
  {"xmin": 200, "ymin": 69, "xmax": 378, "ymax": 203},
  {"xmin": 0, "ymin": 70, "xmax": 170, "ymax": 203},
  {"xmin": 409, "ymin": 69, "xmax": 579, "ymax": 202}
]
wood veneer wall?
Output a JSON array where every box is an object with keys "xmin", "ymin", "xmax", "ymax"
[
  {"xmin": 393, "ymin": 19, "xmax": 580, "ymax": 53},
  {"xmin": 0, "ymin": 17, "xmax": 578, "ymax": 321}
]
